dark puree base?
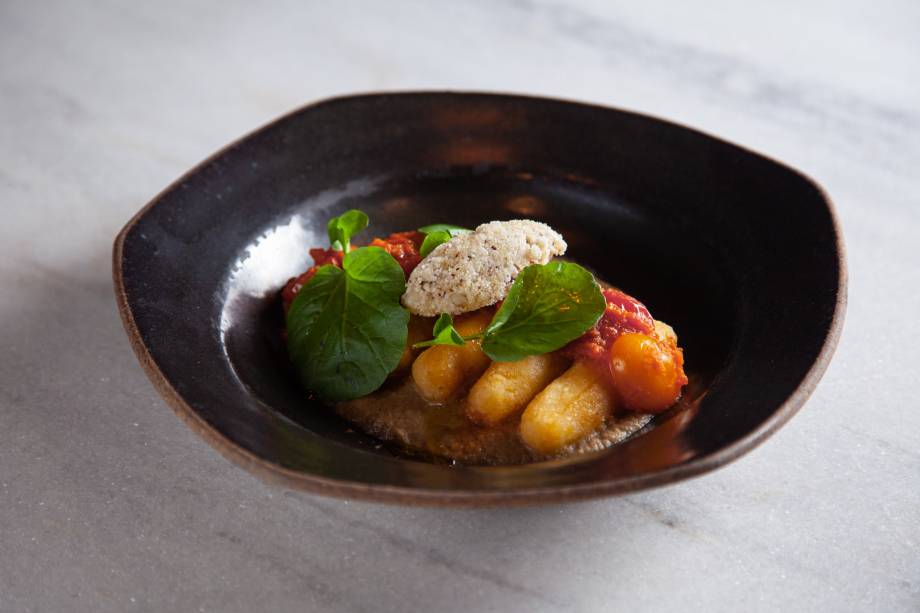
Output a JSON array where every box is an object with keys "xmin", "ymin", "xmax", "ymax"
[{"xmin": 337, "ymin": 375, "xmax": 654, "ymax": 466}]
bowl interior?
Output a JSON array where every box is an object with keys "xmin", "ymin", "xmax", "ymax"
[
  {"xmin": 223, "ymin": 171, "xmax": 733, "ymax": 451},
  {"xmin": 117, "ymin": 93, "xmax": 842, "ymax": 502}
]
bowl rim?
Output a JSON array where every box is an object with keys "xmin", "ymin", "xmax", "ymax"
[{"xmin": 112, "ymin": 90, "xmax": 847, "ymax": 506}]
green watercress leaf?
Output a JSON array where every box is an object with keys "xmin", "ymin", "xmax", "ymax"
[
  {"xmin": 480, "ymin": 261, "xmax": 606, "ymax": 362},
  {"xmin": 326, "ymin": 209, "xmax": 369, "ymax": 252},
  {"xmin": 417, "ymin": 224, "xmax": 471, "ymax": 258},
  {"xmin": 419, "ymin": 230, "xmax": 452, "ymax": 258},
  {"xmin": 413, "ymin": 313, "xmax": 466, "ymax": 348},
  {"xmin": 285, "ymin": 246, "xmax": 408, "ymax": 401}
]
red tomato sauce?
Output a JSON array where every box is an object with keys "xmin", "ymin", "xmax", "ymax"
[
  {"xmin": 562, "ymin": 288, "xmax": 656, "ymax": 363},
  {"xmin": 369, "ymin": 231, "xmax": 424, "ymax": 278},
  {"xmin": 281, "ymin": 247, "xmax": 344, "ymax": 310}
]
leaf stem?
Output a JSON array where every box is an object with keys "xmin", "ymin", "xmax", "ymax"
[{"xmin": 412, "ymin": 332, "xmax": 483, "ymax": 349}]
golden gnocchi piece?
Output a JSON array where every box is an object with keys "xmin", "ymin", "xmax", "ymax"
[
  {"xmin": 519, "ymin": 360, "xmax": 615, "ymax": 454},
  {"xmin": 411, "ymin": 309, "xmax": 492, "ymax": 402},
  {"xmin": 411, "ymin": 345, "xmax": 465, "ymax": 402},
  {"xmin": 467, "ymin": 353, "xmax": 569, "ymax": 426}
]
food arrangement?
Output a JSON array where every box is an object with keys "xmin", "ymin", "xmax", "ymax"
[{"xmin": 282, "ymin": 210, "xmax": 688, "ymax": 465}]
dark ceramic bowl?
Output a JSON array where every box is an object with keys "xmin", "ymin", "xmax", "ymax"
[{"xmin": 113, "ymin": 92, "xmax": 845, "ymax": 506}]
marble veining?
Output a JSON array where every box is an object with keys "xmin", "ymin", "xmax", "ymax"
[{"xmin": 0, "ymin": 0, "xmax": 917, "ymax": 611}]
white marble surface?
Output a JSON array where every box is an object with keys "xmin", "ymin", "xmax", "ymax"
[{"xmin": 1, "ymin": 1, "xmax": 918, "ymax": 611}]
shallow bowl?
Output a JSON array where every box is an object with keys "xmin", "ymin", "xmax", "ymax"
[{"xmin": 114, "ymin": 92, "xmax": 845, "ymax": 505}]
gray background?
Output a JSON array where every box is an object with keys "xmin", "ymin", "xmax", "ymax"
[{"xmin": 2, "ymin": 1, "xmax": 918, "ymax": 611}]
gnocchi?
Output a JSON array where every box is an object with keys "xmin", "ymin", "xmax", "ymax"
[
  {"xmin": 519, "ymin": 360, "xmax": 615, "ymax": 454},
  {"xmin": 467, "ymin": 353, "xmax": 569, "ymax": 426}
]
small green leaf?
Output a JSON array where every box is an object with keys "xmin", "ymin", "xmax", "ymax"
[
  {"xmin": 413, "ymin": 313, "xmax": 466, "ymax": 348},
  {"xmin": 419, "ymin": 230, "xmax": 452, "ymax": 258},
  {"xmin": 418, "ymin": 224, "xmax": 471, "ymax": 237},
  {"xmin": 481, "ymin": 261, "xmax": 606, "ymax": 362},
  {"xmin": 326, "ymin": 209, "xmax": 369, "ymax": 252},
  {"xmin": 417, "ymin": 224, "xmax": 471, "ymax": 258},
  {"xmin": 285, "ymin": 246, "xmax": 408, "ymax": 401},
  {"xmin": 432, "ymin": 312, "xmax": 453, "ymax": 336}
]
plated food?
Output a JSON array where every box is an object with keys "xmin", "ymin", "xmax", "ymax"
[
  {"xmin": 282, "ymin": 210, "xmax": 687, "ymax": 465},
  {"xmin": 115, "ymin": 92, "xmax": 844, "ymax": 503}
]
